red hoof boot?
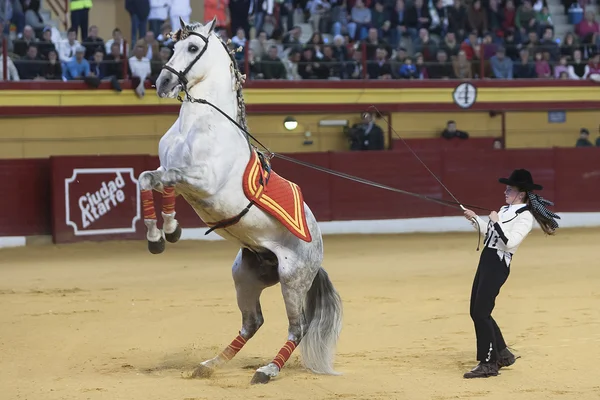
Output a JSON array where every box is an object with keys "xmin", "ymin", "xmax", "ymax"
[{"xmin": 463, "ymin": 362, "xmax": 499, "ymax": 379}]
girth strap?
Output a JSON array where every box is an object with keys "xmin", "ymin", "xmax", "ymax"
[{"xmin": 204, "ymin": 201, "xmax": 255, "ymax": 235}]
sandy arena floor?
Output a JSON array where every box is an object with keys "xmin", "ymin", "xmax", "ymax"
[{"xmin": 1, "ymin": 228, "xmax": 600, "ymax": 400}]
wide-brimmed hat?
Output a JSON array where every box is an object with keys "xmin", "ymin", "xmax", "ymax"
[{"xmin": 498, "ymin": 168, "xmax": 543, "ymax": 191}]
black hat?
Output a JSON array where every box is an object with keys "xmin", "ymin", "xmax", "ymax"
[{"xmin": 498, "ymin": 168, "xmax": 543, "ymax": 191}]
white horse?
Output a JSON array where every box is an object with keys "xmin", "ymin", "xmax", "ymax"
[{"xmin": 137, "ymin": 17, "xmax": 343, "ymax": 385}]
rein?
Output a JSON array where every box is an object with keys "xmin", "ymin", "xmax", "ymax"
[{"xmin": 162, "ymin": 27, "xmax": 489, "ymax": 249}]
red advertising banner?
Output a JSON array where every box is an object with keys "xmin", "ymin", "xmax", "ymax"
[{"xmin": 50, "ymin": 156, "xmax": 151, "ymax": 243}]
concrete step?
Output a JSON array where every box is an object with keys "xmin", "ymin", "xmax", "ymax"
[{"xmin": 552, "ymin": 14, "xmax": 569, "ymax": 25}]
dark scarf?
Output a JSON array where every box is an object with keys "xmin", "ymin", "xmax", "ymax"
[{"xmin": 527, "ymin": 192, "xmax": 560, "ymax": 229}]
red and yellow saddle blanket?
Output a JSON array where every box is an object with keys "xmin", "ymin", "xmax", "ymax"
[{"xmin": 242, "ymin": 150, "xmax": 312, "ymax": 243}]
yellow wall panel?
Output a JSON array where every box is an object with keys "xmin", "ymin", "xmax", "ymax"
[
  {"xmin": 391, "ymin": 112, "xmax": 502, "ymax": 138},
  {"xmin": 505, "ymin": 111, "xmax": 600, "ymax": 148}
]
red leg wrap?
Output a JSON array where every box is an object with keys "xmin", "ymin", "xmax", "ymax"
[
  {"xmin": 219, "ymin": 334, "xmax": 247, "ymax": 361},
  {"xmin": 162, "ymin": 186, "xmax": 176, "ymax": 215},
  {"xmin": 272, "ymin": 340, "xmax": 297, "ymax": 370},
  {"xmin": 141, "ymin": 189, "xmax": 156, "ymax": 220}
]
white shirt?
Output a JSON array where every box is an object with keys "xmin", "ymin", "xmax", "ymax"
[
  {"xmin": 149, "ymin": 0, "xmax": 170, "ymax": 20},
  {"xmin": 58, "ymin": 39, "xmax": 81, "ymax": 63},
  {"xmin": 128, "ymin": 56, "xmax": 151, "ymax": 79},
  {"xmin": 0, "ymin": 55, "xmax": 19, "ymax": 81},
  {"xmin": 471, "ymin": 203, "xmax": 534, "ymax": 267}
]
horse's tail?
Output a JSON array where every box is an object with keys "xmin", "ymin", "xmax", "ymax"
[{"xmin": 300, "ymin": 267, "xmax": 343, "ymax": 375}]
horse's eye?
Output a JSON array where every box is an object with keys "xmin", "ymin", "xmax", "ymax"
[{"xmin": 188, "ymin": 44, "xmax": 199, "ymax": 53}]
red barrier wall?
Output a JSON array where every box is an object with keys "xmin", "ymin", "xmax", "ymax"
[{"xmin": 1, "ymin": 147, "xmax": 599, "ymax": 242}]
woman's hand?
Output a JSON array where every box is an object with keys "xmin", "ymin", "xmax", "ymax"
[
  {"xmin": 489, "ymin": 211, "xmax": 499, "ymax": 223},
  {"xmin": 463, "ymin": 209, "xmax": 477, "ymax": 220}
]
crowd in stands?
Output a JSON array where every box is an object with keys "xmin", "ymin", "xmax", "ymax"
[{"xmin": 3, "ymin": 0, "xmax": 600, "ymax": 82}]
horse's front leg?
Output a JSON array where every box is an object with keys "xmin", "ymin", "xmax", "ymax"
[{"xmin": 139, "ymin": 168, "xmax": 166, "ymax": 254}]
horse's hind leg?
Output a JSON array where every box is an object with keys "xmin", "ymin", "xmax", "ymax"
[{"xmin": 182, "ymin": 248, "xmax": 278, "ymax": 379}]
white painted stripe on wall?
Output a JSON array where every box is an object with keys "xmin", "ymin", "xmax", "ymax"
[{"xmin": 2, "ymin": 212, "xmax": 600, "ymax": 248}]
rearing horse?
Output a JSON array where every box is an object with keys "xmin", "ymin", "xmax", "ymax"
[{"xmin": 137, "ymin": 17, "xmax": 343, "ymax": 385}]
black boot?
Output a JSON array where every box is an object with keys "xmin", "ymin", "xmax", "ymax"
[
  {"xmin": 497, "ymin": 347, "xmax": 517, "ymax": 368},
  {"xmin": 463, "ymin": 362, "xmax": 499, "ymax": 379}
]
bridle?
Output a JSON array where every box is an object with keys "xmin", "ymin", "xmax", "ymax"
[{"xmin": 161, "ymin": 31, "xmax": 210, "ymax": 92}]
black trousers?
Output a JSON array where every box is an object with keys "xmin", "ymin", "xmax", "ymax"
[
  {"xmin": 470, "ymin": 247, "xmax": 510, "ymax": 363},
  {"xmin": 70, "ymin": 9, "xmax": 89, "ymax": 41}
]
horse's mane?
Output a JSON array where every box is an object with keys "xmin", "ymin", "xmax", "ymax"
[{"xmin": 167, "ymin": 22, "xmax": 250, "ymax": 138}]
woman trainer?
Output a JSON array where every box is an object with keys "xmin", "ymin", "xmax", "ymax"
[{"xmin": 462, "ymin": 169, "xmax": 560, "ymax": 379}]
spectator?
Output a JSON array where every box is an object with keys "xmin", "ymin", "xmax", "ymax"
[
  {"xmin": 516, "ymin": 0, "xmax": 537, "ymax": 40},
  {"xmin": 567, "ymin": 49, "xmax": 585, "ymax": 79},
  {"xmin": 22, "ymin": 0, "xmax": 45, "ymax": 32},
  {"xmin": 503, "ymin": 30, "xmax": 520, "ymax": 61},
  {"xmin": 37, "ymin": 27, "xmax": 57, "ymax": 60},
  {"xmin": 1, "ymin": 0, "xmax": 25, "ymax": 37},
  {"xmin": 229, "ymin": 0, "xmax": 250, "ymax": 40},
  {"xmin": 322, "ymin": 45, "xmax": 342, "ymax": 79},
  {"xmin": 363, "ymin": 27, "xmax": 390, "ymax": 60},
  {"xmin": 82, "ymin": 25, "xmax": 105, "ymax": 59},
  {"xmin": 448, "ymin": 0, "xmax": 468, "ymax": 40},
  {"xmin": 405, "ymin": 0, "xmax": 430, "ymax": 42},
  {"xmin": 0, "ymin": 21, "xmax": 13, "ymax": 53},
  {"xmin": 575, "ymin": 10, "xmax": 599, "ymax": 43},
  {"xmin": 0, "ymin": 42, "xmax": 19, "ymax": 80},
  {"xmin": 128, "ymin": 43, "xmax": 151, "ymax": 97},
  {"xmin": 539, "ymin": 26, "xmax": 559, "ymax": 62},
  {"xmin": 487, "ymin": 0, "xmax": 503, "ymax": 35},
  {"xmin": 41, "ymin": 49, "xmax": 62, "ymax": 80},
  {"xmin": 414, "ymin": 52, "xmax": 428, "ymax": 78},
  {"xmin": 148, "ymin": 0, "xmax": 169, "ymax": 37},
  {"xmin": 398, "ymin": 56, "xmax": 418, "ymax": 78},
  {"xmin": 261, "ymin": 45, "xmax": 287, "ymax": 79},
  {"xmin": 371, "ymin": 1, "xmax": 392, "ymax": 43},
  {"xmin": 534, "ymin": 49, "xmax": 550, "ymax": 78},
  {"xmin": 453, "ymin": 49, "xmax": 473, "ymax": 79},
  {"xmin": 231, "ymin": 26, "xmax": 247, "ymax": 50},
  {"xmin": 348, "ymin": 111, "xmax": 385, "ymax": 151},
  {"xmin": 345, "ymin": 48, "xmax": 364, "ymax": 79},
  {"xmin": 89, "ymin": 49, "xmax": 107, "ymax": 79},
  {"xmin": 414, "ymin": 28, "xmax": 437, "ymax": 62},
  {"xmin": 441, "ymin": 31, "xmax": 460, "ymax": 59},
  {"xmin": 513, "ymin": 48, "xmax": 536, "ymax": 78},
  {"xmin": 331, "ymin": 0, "xmax": 353, "ymax": 39},
  {"xmin": 350, "ymin": 0, "xmax": 372, "ymax": 41},
  {"xmin": 367, "ymin": 46, "xmax": 392, "ymax": 79},
  {"xmin": 428, "ymin": 49, "xmax": 454, "ymax": 79},
  {"xmin": 13, "ymin": 25, "xmax": 37, "ymax": 58},
  {"xmin": 491, "ymin": 47, "xmax": 513, "ymax": 79},
  {"xmin": 460, "ymin": 31, "xmax": 479, "ymax": 60},
  {"xmin": 126, "ymin": 0, "xmax": 150, "ymax": 45},
  {"xmin": 467, "ymin": 0, "xmax": 487, "ymax": 37},
  {"xmin": 63, "ymin": 45, "xmax": 90, "ymax": 80},
  {"xmin": 139, "ymin": 31, "xmax": 160, "ymax": 62},
  {"xmin": 169, "ymin": 0, "xmax": 192, "ymax": 34},
  {"xmin": 575, "ymin": 128, "xmax": 593, "ymax": 147},
  {"xmin": 58, "ymin": 28, "xmax": 81, "ymax": 64},
  {"xmin": 502, "ymin": 0, "xmax": 516, "ymax": 33},
  {"xmin": 283, "ymin": 48, "xmax": 301, "ymax": 80},
  {"xmin": 536, "ymin": 6, "xmax": 553, "ymax": 32},
  {"xmin": 560, "ymin": 32, "xmax": 581, "ymax": 60},
  {"xmin": 70, "ymin": 0, "xmax": 92, "ymax": 40},
  {"xmin": 553, "ymin": 55, "xmax": 568, "ymax": 78},
  {"xmin": 584, "ymin": 51, "xmax": 600, "ymax": 80},
  {"xmin": 282, "ymin": 25, "xmax": 303, "ymax": 51},
  {"xmin": 150, "ymin": 45, "xmax": 171, "ymax": 82},
  {"xmin": 104, "ymin": 28, "xmax": 125, "ymax": 55},
  {"xmin": 441, "ymin": 120, "xmax": 469, "ymax": 139},
  {"xmin": 104, "ymin": 43, "xmax": 124, "ymax": 79},
  {"xmin": 16, "ymin": 43, "xmax": 43, "ymax": 79}
]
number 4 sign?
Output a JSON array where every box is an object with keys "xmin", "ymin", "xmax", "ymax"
[{"xmin": 452, "ymin": 82, "xmax": 477, "ymax": 109}]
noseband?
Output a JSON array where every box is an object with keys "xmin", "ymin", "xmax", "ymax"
[{"xmin": 161, "ymin": 31, "xmax": 210, "ymax": 89}]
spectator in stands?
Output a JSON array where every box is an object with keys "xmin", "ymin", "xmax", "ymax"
[
  {"xmin": 307, "ymin": 31, "xmax": 325, "ymax": 58},
  {"xmin": 398, "ymin": 56, "xmax": 418, "ymax": 78},
  {"xmin": 428, "ymin": 0, "xmax": 448, "ymax": 39},
  {"xmin": 414, "ymin": 52, "xmax": 428, "ymax": 78},
  {"xmin": 390, "ymin": 45, "xmax": 407, "ymax": 77},
  {"xmin": 584, "ymin": 51, "xmax": 600, "ymax": 81},
  {"xmin": 331, "ymin": 34, "xmax": 349, "ymax": 63},
  {"xmin": 575, "ymin": 10, "xmax": 599, "ymax": 43},
  {"xmin": 453, "ymin": 49, "xmax": 473, "ymax": 79},
  {"xmin": 89, "ymin": 49, "xmax": 107, "ymax": 79},
  {"xmin": 404, "ymin": 0, "xmax": 430, "ymax": 42},
  {"xmin": 487, "ymin": 0, "xmax": 503, "ymax": 35},
  {"xmin": 364, "ymin": 27, "xmax": 390, "ymax": 60},
  {"xmin": 261, "ymin": 45, "xmax": 287, "ymax": 79},
  {"xmin": 491, "ymin": 46, "xmax": 513, "ymax": 78},
  {"xmin": 575, "ymin": 128, "xmax": 593, "ymax": 147},
  {"xmin": 460, "ymin": 31, "xmax": 479, "ymax": 60},
  {"xmin": 104, "ymin": 28, "xmax": 124, "ymax": 55},
  {"xmin": 0, "ymin": 43, "xmax": 19, "ymax": 80},
  {"xmin": 492, "ymin": 138, "xmax": 503, "ymax": 149},
  {"xmin": 414, "ymin": 28, "xmax": 437, "ymax": 62},
  {"xmin": 37, "ymin": 27, "xmax": 57, "ymax": 59},
  {"xmin": 241, "ymin": 48, "xmax": 261, "ymax": 79},
  {"xmin": 346, "ymin": 48, "xmax": 364, "ymax": 79},
  {"xmin": 539, "ymin": 27, "xmax": 559, "ymax": 62},
  {"xmin": 553, "ymin": 55, "xmax": 569, "ymax": 78},
  {"xmin": 503, "ymin": 30, "xmax": 519, "ymax": 61},
  {"xmin": 41, "ymin": 49, "xmax": 62, "ymax": 80},
  {"xmin": 128, "ymin": 43, "xmax": 151, "ymax": 97},
  {"xmin": 567, "ymin": 49, "xmax": 585, "ymax": 78},
  {"xmin": 126, "ymin": 0, "xmax": 150, "ymax": 45},
  {"xmin": 22, "ymin": 0, "xmax": 45, "ymax": 33},
  {"xmin": 70, "ymin": 0, "xmax": 92, "ymax": 40},
  {"xmin": 13, "ymin": 25, "xmax": 37, "ymax": 58},
  {"xmin": 536, "ymin": 6, "xmax": 553, "ymax": 33},
  {"xmin": 534, "ymin": 49, "xmax": 550, "ymax": 77},
  {"xmin": 307, "ymin": 0, "xmax": 332, "ymax": 34},
  {"xmin": 63, "ymin": 45, "xmax": 90, "ymax": 80},
  {"xmin": 16, "ymin": 43, "xmax": 43, "ymax": 79},
  {"xmin": 371, "ymin": 1, "xmax": 392, "ymax": 43},
  {"xmin": 82, "ymin": 25, "xmax": 105, "ymax": 59},
  {"xmin": 467, "ymin": 0, "xmax": 487, "ymax": 37},
  {"xmin": 282, "ymin": 25, "xmax": 303, "ymax": 51},
  {"xmin": 347, "ymin": 111, "xmax": 385, "ymax": 151},
  {"xmin": 390, "ymin": 0, "xmax": 406, "ymax": 48},
  {"xmin": 350, "ymin": 0, "xmax": 372, "ymax": 41},
  {"xmin": 441, "ymin": 31, "xmax": 460, "ymax": 59},
  {"xmin": 513, "ymin": 48, "xmax": 536, "ymax": 78},
  {"xmin": 502, "ymin": 0, "xmax": 516, "ymax": 33},
  {"xmin": 560, "ymin": 32, "xmax": 580, "ymax": 60},
  {"xmin": 367, "ymin": 46, "xmax": 392, "ymax": 79},
  {"xmin": 1, "ymin": 0, "xmax": 25, "ymax": 37},
  {"xmin": 232, "ymin": 26, "xmax": 247, "ymax": 49},
  {"xmin": 150, "ymin": 45, "xmax": 171, "ymax": 82},
  {"xmin": 322, "ymin": 45, "xmax": 343, "ymax": 78},
  {"xmin": 148, "ymin": 0, "xmax": 169, "ymax": 37},
  {"xmin": 0, "ymin": 21, "xmax": 13, "ymax": 53},
  {"xmin": 331, "ymin": 0, "xmax": 352, "ymax": 38},
  {"xmin": 283, "ymin": 48, "xmax": 301, "ymax": 80},
  {"xmin": 448, "ymin": 0, "xmax": 468, "ymax": 40},
  {"xmin": 428, "ymin": 48, "xmax": 454, "ymax": 78},
  {"xmin": 104, "ymin": 42, "xmax": 124, "ymax": 79},
  {"xmin": 139, "ymin": 31, "xmax": 160, "ymax": 62},
  {"xmin": 441, "ymin": 120, "xmax": 469, "ymax": 139},
  {"xmin": 229, "ymin": 0, "xmax": 251, "ymax": 40},
  {"xmin": 516, "ymin": 0, "xmax": 537, "ymax": 40},
  {"xmin": 169, "ymin": 0, "xmax": 192, "ymax": 35},
  {"xmin": 58, "ymin": 28, "xmax": 81, "ymax": 64}
]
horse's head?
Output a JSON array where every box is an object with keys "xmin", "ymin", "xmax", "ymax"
[{"xmin": 156, "ymin": 17, "xmax": 219, "ymax": 98}]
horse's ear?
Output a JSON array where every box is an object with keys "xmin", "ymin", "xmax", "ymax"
[
  {"xmin": 179, "ymin": 17, "xmax": 186, "ymax": 30},
  {"xmin": 208, "ymin": 16, "xmax": 217, "ymax": 33}
]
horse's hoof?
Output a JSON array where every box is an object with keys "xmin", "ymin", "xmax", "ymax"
[
  {"xmin": 147, "ymin": 237, "xmax": 165, "ymax": 254},
  {"xmin": 165, "ymin": 223, "xmax": 182, "ymax": 243},
  {"xmin": 181, "ymin": 365, "xmax": 214, "ymax": 379},
  {"xmin": 250, "ymin": 371, "xmax": 271, "ymax": 385}
]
